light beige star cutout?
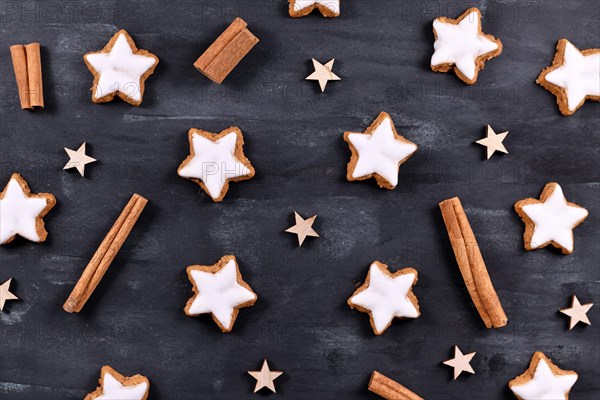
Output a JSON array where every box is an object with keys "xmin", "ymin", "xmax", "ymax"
[
  {"xmin": 306, "ymin": 58, "xmax": 340, "ymax": 92},
  {"xmin": 443, "ymin": 346, "xmax": 476, "ymax": 380},
  {"xmin": 248, "ymin": 359, "xmax": 283, "ymax": 393},
  {"xmin": 0, "ymin": 278, "xmax": 19, "ymax": 312},
  {"xmin": 560, "ymin": 294, "xmax": 593, "ymax": 330},
  {"xmin": 476, "ymin": 125, "xmax": 508, "ymax": 159},
  {"xmin": 285, "ymin": 211, "xmax": 319, "ymax": 246},
  {"xmin": 64, "ymin": 142, "xmax": 97, "ymax": 177}
]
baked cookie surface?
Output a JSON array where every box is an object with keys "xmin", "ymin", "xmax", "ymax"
[
  {"xmin": 84, "ymin": 365, "xmax": 149, "ymax": 400},
  {"xmin": 508, "ymin": 352, "xmax": 577, "ymax": 400},
  {"xmin": 289, "ymin": 0, "xmax": 340, "ymax": 17}
]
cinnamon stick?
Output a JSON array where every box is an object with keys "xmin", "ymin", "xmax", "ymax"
[
  {"xmin": 63, "ymin": 194, "xmax": 147, "ymax": 313},
  {"xmin": 9, "ymin": 43, "xmax": 44, "ymax": 109},
  {"xmin": 439, "ymin": 197, "xmax": 507, "ymax": 328},
  {"xmin": 194, "ymin": 17, "xmax": 259, "ymax": 84},
  {"xmin": 368, "ymin": 371, "xmax": 424, "ymax": 400}
]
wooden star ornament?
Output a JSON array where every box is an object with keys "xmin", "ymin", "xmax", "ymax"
[
  {"xmin": 64, "ymin": 142, "xmax": 97, "ymax": 177},
  {"xmin": 0, "ymin": 278, "xmax": 19, "ymax": 312},
  {"xmin": 248, "ymin": 359, "xmax": 283, "ymax": 393},
  {"xmin": 476, "ymin": 125, "xmax": 508, "ymax": 159},
  {"xmin": 560, "ymin": 295, "xmax": 593, "ymax": 330},
  {"xmin": 306, "ymin": 58, "xmax": 340, "ymax": 92},
  {"xmin": 285, "ymin": 211, "xmax": 319, "ymax": 246},
  {"xmin": 443, "ymin": 346, "xmax": 476, "ymax": 379}
]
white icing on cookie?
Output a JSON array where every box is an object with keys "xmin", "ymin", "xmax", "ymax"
[
  {"xmin": 187, "ymin": 259, "xmax": 256, "ymax": 330},
  {"xmin": 545, "ymin": 41, "xmax": 600, "ymax": 112},
  {"xmin": 0, "ymin": 178, "xmax": 49, "ymax": 244},
  {"xmin": 293, "ymin": 0, "xmax": 339, "ymax": 13},
  {"xmin": 521, "ymin": 184, "xmax": 588, "ymax": 252},
  {"xmin": 85, "ymin": 33, "xmax": 156, "ymax": 102},
  {"xmin": 510, "ymin": 359, "xmax": 577, "ymax": 400},
  {"xmin": 347, "ymin": 116, "xmax": 417, "ymax": 187},
  {"xmin": 178, "ymin": 131, "xmax": 252, "ymax": 200},
  {"xmin": 431, "ymin": 10, "xmax": 499, "ymax": 80},
  {"xmin": 350, "ymin": 263, "xmax": 419, "ymax": 334},
  {"xmin": 96, "ymin": 371, "xmax": 148, "ymax": 400}
]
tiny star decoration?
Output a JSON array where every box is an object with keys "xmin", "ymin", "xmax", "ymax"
[
  {"xmin": 476, "ymin": 125, "xmax": 508, "ymax": 159},
  {"xmin": 443, "ymin": 346, "xmax": 476, "ymax": 380},
  {"xmin": 247, "ymin": 359, "xmax": 283, "ymax": 393},
  {"xmin": 560, "ymin": 295, "xmax": 593, "ymax": 330},
  {"xmin": 285, "ymin": 211, "xmax": 319, "ymax": 246},
  {"xmin": 0, "ymin": 278, "xmax": 19, "ymax": 312},
  {"xmin": 306, "ymin": 58, "xmax": 340, "ymax": 92},
  {"xmin": 64, "ymin": 142, "xmax": 97, "ymax": 177}
]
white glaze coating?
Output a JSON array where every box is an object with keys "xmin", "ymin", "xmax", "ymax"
[
  {"xmin": 347, "ymin": 116, "xmax": 417, "ymax": 187},
  {"xmin": 521, "ymin": 184, "xmax": 588, "ymax": 252},
  {"xmin": 511, "ymin": 359, "xmax": 577, "ymax": 400},
  {"xmin": 0, "ymin": 178, "xmax": 48, "ymax": 244},
  {"xmin": 294, "ymin": 0, "xmax": 339, "ymax": 13},
  {"xmin": 431, "ymin": 10, "xmax": 499, "ymax": 80},
  {"xmin": 95, "ymin": 372, "xmax": 148, "ymax": 400},
  {"xmin": 187, "ymin": 259, "xmax": 256, "ymax": 330},
  {"xmin": 178, "ymin": 131, "xmax": 252, "ymax": 200},
  {"xmin": 350, "ymin": 263, "xmax": 419, "ymax": 334},
  {"xmin": 85, "ymin": 33, "xmax": 156, "ymax": 102},
  {"xmin": 545, "ymin": 41, "xmax": 600, "ymax": 111}
]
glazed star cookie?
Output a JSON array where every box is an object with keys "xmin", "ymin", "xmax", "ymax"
[
  {"xmin": 1, "ymin": 173, "xmax": 56, "ymax": 245},
  {"xmin": 348, "ymin": 261, "xmax": 420, "ymax": 335},
  {"xmin": 514, "ymin": 183, "xmax": 588, "ymax": 254},
  {"xmin": 85, "ymin": 365, "xmax": 149, "ymax": 400},
  {"xmin": 537, "ymin": 39, "xmax": 600, "ymax": 116},
  {"xmin": 343, "ymin": 112, "xmax": 417, "ymax": 189},
  {"xmin": 289, "ymin": 0, "xmax": 340, "ymax": 18},
  {"xmin": 431, "ymin": 8, "xmax": 503, "ymax": 84},
  {"xmin": 509, "ymin": 352, "xmax": 577, "ymax": 400},
  {"xmin": 184, "ymin": 255, "xmax": 257, "ymax": 332},
  {"xmin": 178, "ymin": 127, "xmax": 255, "ymax": 202},
  {"xmin": 84, "ymin": 29, "xmax": 159, "ymax": 106}
]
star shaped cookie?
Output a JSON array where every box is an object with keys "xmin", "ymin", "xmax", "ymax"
[
  {"xmin": 514, "ymin": 183, "xmax": 588, "ymax": 254},
  {"xmin": 537, "ymin": 39, "xmax": 600, "ymax": 116},
  {"xmin": 64, "ymin": 142, "xmax": 97, "ymax": 177},
  {"xmin": 177, "ymin": 127, "xmax": 255, "ymax": 202},
  {"xmin": 248, "ymin": 359, "xmax": 283, "ymax": 393},
  {"xmin": 509, "ymin": 352, "xmax": 577, "ymax": 400},
  {"xmin": 289, "ymin": 0, "xmax": 340, "ymax": 18},
  {"xmin": 84, "ymin": 365, "xmax": 149, "ymax": 400},
  {"xmin": 348, "ymin": 261, "xmax": 420, "ymax": 335},
  {"xmin": 84, "ymin": 29, "xmax": 159, "ymax": 106},
  {"xmin": 431, "ymin": 8, "xmax": 502, "ymax": 84},
  {"xmin": 306, "ymin": 59, "xmax": 341, "ymax": 92},
  {"xmin": 344, "ymin": 112, "xmax": 417, "ymax": 189},
  {"xmin": 560, "ymin": 295, "xmax": 593, "ymax": 330},
  {"xmin": 1, "ymin": 173, "xmax": 56, "ymax": 245},
  {"xmin": 184, "ymin": 255, "xmax": 257, "ymax": 332}
]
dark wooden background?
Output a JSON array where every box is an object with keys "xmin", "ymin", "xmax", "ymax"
[{"xmin": 1, "ymin": 1, "xmax": 598, "ymax": 399}]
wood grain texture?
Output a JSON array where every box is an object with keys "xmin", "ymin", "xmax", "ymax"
[{"xmin": 0, "ymin": 1, "xmax": 598, "ymax": 399}]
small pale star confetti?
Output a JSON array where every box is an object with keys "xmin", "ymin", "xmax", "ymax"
[
  {"xmin": 64, "ymin": 142, "xmax": 97, "ymax": 177},
  {"xmin": 443, "ymin": 346, "xmax": 476, "ymax": 380},
  {"xmin": 248, "ymin": 359, "xmax": 283, "ymax": 393},
  {"xmin": 560, "ymin": 294, "xmax": 593, "ymax": 330},
  {"xmin": 476, "ymin": 125, "xmax": 508, "ymax": 159},
  {"xmin": 285, "ymin": 211, "xmax": 319, "ymax": 246},
  {"xmin": 306, "ymin": 58, "xmax": 340, "ymax": 92},
  {"xmin": 0, "ymin": 278, "xmax": 19, "ymax": 312}
]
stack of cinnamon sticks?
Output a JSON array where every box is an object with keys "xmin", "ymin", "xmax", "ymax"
[
  {"xmin": 10, "ymin": 43, "xmax": 44, "ymax": 109},
  {"xmin": 63, "ymin": 194, "xmax": 147, "ymax": 313}
]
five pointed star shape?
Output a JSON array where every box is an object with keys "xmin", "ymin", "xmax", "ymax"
[
  {"xmin": 0, "ymin": 173, "xmax": 56, "ymax": 245},
  {"xmin": 509, "ymin": 352, "xmax": 578, "ymax": 400},
  {"xmin": 514, "ymin": 183, "xmax": 588, "ymax": 254},
  {"xmin": 538, "ymin": 39, "xmax": 600, "ymax": 115},
  {"xmin": 476, "ymin": 125, "xmax": 509, "ymax": 159},
  {"xmin": 178, "ymin": 127, "xmax": 255, "ymax": 202},
  {"xmin": 184, "ymin": 255, "xmax": 257, "ymax": 332},
  {"xmin": 88, "ymin": 366, "xmax": 149, "ymax": 400},
  {"xmin": 0, "ymin": 279, "xmax": 19, "ymax": 312},
  {"xmin": 560, "ymin": 295, "xmax": 593, "ymax": 330},
  {"xmin": 248, "ymin": 359, "xmax": 283, "ymax": 393},
  {"xmin": 306, "ymin": 58, "xmax": 341, "ymax": 92},
  {"xmin": 285, "ymin": 211, "xmax": 319, "ymax": 246},
  {"xmin": 443, "ymin": 346, "xmax": 476, "ymax": 380},
  {"xmin": 344, "ymin": 112, "xmax": 417, "ymax": 189},
  {"xmin": 84, "ymin": 29, "xmax": 158, "ymax": 106},
  {"xmin": 348, "ymin": 262, "xmax": 420, "ymax": 335},
  {"xmin": 63, "ymin": 142, "xmax": 97, "ymax": 177},
  {"xmin": 431, "ymin": 8, "xmax": 502, "ymax": 84}
]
